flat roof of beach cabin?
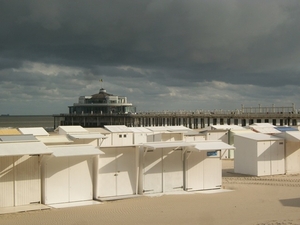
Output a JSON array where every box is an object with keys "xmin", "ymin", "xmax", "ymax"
[
  {"xmin": 235, "ymin": 132, "xmax": 283, "ymax": 141},
  {"xmin": 0, "ymin": 135, "xmax": 52, "ymax": 156},
  {"xmin": 56, "ymin": 125, "xmax": 89, "ymax": 134},
  {"xmin": 18, "ymin": 127, "xmax": 49, "ymax": 136}
]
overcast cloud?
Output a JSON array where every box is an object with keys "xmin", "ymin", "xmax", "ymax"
[{"xmin": 1, "ymin": 0, "xmax": 300, "ymax": 115}]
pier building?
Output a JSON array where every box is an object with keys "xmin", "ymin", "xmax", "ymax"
[
  {"xmin": 68, "ymin": 88, "xmax": 136, "ymax": 115},
  {"xmin": 54, "ymin": 95, "xmax": 300, "ymax": 129}
]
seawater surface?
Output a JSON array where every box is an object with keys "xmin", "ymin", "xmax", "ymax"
[{"xmin": 0, "ymin": 115, "xmax": 54, "ymax": 130}]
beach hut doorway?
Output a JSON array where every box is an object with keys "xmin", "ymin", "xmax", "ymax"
[
  {"xmin": 0, "ymin": 136, "xmax": 52, "ymax": 208},
  {"xmin": 0, "ymin": 156, "xmax": 40, "ymax": 207},
  {"xmin": 139, "ymin": 142, "xmax": 192, "ymax": 194},
  {"xmin": 143, "ymin": 148, "xmax": 183, "ymax": 194},
  {"xmin": 185, "ymin": 150, "xmax": 221, "ymax": 191},
  {"xmin": 95, "ymin": 146, "xmax": 138, "ymax": 199},
  {"xmin": 184, "ymin": 141, "xmax": 234, "ymax": 191},
  {"xmin": 42, "ymin": 145, "xmax": 102, "ymax": 205}
]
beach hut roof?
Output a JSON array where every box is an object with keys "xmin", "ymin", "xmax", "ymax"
[
  {"xmin": 190, "ymin": 141, "xmax": 235, "ymax": 151},
  {"xmin": 141, "ymin": 141, "xmax": 193, "ymax": 149},
  {"xmin": 128, "ymin": 127, "xmax": 153, "ymax": 133},
  {"xmin": 36, "ymin": 135, "xmax": 73, "ymax": 144},
  {"xmin": 104, "ymin": 125, "xmax": 132, "ymax": 133},
  {"xmin": 0, "ymin": 141, "xmax": 52, "ymax": 156},
  {"xmin": 275, "ymin": 126, "xmax": 298, "ymax": 132},
  {"xmin": 0, "ymin": 134, "xmax": 37, "ymax": 142},
  {"xmin": 55, "ymin": 126, "xmax": 88, "ymax": 134},
  {"xmin": 211, "ymin": 125, "xmax": 245, "ymax": 130},
  {"xmin": 18, "ymin": 127, "xmax": 49, "ymax": 136},
  {"xmin": 235, "ymin": 133, "xmax": 283, "ymax": 141},
  {"xmin": 67, "ymin": 133, "xmax": 107, "ymax": 140},
  {"xmin": 47, "ymin": 145, "xmax": 104, "ymax": 157}
]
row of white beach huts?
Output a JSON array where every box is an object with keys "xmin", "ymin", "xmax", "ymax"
[
  {"xmin": 0, "ymin": 125, "xmax": 233, "ymax": 212},
  {"xmin": 1, "ymin": 123, "xmax": 300, "ymax": 213}
]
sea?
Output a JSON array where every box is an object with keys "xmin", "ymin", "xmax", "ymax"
[{"xmin": 0, "ymin": 115, "xmax": 54, "ymax": 131}]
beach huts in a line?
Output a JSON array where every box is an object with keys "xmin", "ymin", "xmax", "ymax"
[
  {"xmin": 1, "ymin": 123, "xmax": 300, "ymax": 213},
  {"xmin": 0, "ymin": 125, "xmax": 234, "ymax": 212}
]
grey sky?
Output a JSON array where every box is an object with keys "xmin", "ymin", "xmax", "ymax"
[{"xmin": 1, "ymin": 0, "xmax": 300, "ymax": 115}]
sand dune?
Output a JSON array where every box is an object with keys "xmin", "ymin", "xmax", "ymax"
[{"xmin": 0, "ymin": 160, "xmax": 299, "ymax": 225}]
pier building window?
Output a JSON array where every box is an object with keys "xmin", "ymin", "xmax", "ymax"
[
  {"xmin": 227, "ymin": 118, "xmax": 231, "ymax": 125},
  {"xmin": 213, "ymin": 118, "xmax": 217, "ymax": 125},
  {"xmin": 242, "ymin": 119, "xmax": 246, "ymax": 127},
  {"xmin": 234, "ymin": 119, "xmax": 238, "ymax": 125},
  {"xmin": 280, "ymin": 119, "xmax": 283, "ymax": 126},
  {"xmin": 220, "ymin": 118, "xmax": 224, "ymax": 125}
]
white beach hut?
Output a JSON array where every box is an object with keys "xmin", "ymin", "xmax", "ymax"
[
  {"xmin": 0, "ymin": 135, "xmax": 52, "ymax": 208},
  {"xmin": 185, "ymin": 141, "xmax": 235, "ymax": 191},
  {"xmin": 274, "ymin": 131, "xmax": 300, "ymax": 174},
  {"xmin": 139, "ymin": 141, "xmax": 192, "ymax": 194},
  {"xmin": 234, "ymin": 133, "xmax": 285, "ymax": 176},
  {"xmin": 94, "ymin": 145, "xmax": 139, "ymax": 200},
  {"xmin": 41, "ymin": 144, "xmax": 103, "ymax": 206}
]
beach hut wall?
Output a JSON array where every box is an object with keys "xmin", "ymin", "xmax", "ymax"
[
  {"xmin": 41, "ymin": 145, "xmax": 103, "ymax": 205},
  {"xmin": 274, "ymin": 131, "xmax": 300, "ymax": 174},
  {"xmin": 0, "ymin": 136, "xmax": 52, "ymax": 208}
]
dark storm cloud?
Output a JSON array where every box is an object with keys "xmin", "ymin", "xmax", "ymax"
[
  {"xmin": 1, "ymin": 0, "xmax": 299, "ymax": 85},
  {"xmin": 1, "ymin": 0, "xmax": 300, "ymax": 114}
]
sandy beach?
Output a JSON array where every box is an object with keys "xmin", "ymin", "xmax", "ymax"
[{"xmin": 0, "ymin": 160, "xmax": 299, "ymax": 225}]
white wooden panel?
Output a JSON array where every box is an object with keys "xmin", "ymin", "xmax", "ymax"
[
  {"xmin": 203, "ymin": 151, "xmax": 222, "ymax": 189},
  {"xmin": 0, "ymin": 157, "xmax": 14, "ymax": 207},
  {"xmin": 15, "ymin": 156, "xmax": 40, "ymax": 206},
  {"xmin": 44, "ymin": 157, "xmax": 69, "ymax": 204},
  {"xmin": 69, "ymin": 157, "xmax": 93, "ymax": 202},
  {"xmin": 143, "ymin": 149, "xmax": 163, "ymax": 194},
  {"xmin": 133, "ymin": 133, "xmax": 147, "ymax": 144},
  {"xmin": 162, "ymin": 149, "xmax": 183, "ymax": 192},
  {"xmin": 185, "ymin": 151, "xmax": 204, "ymax": 191},
  {"xmin": 97, "ymin": 149, "xmax": 117, "ymax": 197},
  {"xmin": 285, "ymin": 142, "xmax": 300, "ymax": 174},
  {"xmin": 270, "ymin": 141, "xmax": 285, "ymax": 175},
  {"xmin": 257, "ymin": 142, "xmax": 271, "ymax": 176},
  {"xmin": 116, "ymin": 148, "xmax": 137, "ymax": 196},
  {"xmin": 122, "ymin": 133, "xmax": 133, "ymax": 145}
]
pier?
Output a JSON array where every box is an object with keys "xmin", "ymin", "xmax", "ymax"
[{"xmin": 53, "ymin": 105, "xmax": 300, "ymax": 129}]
